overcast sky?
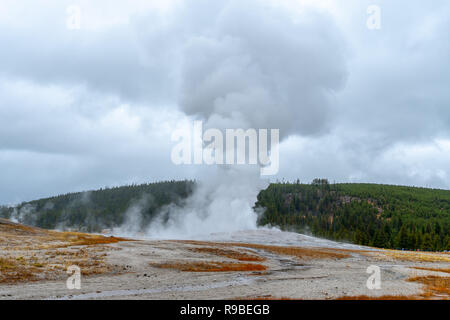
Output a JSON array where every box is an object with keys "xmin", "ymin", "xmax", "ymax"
[{"xmin": 1, "ymin": 0, "xmax": 450, "ymax": 204}]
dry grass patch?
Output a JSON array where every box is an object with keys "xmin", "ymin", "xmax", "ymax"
[
  {"xmin": 408, "ymin": 275, "xmax": 450, "ymax": 298},
  {"xmin": 226, "ymin": 243, "xmax": 350, "ymax": 260},
  {"xmin": 0, "ymin": 257, "xmax": 17, "ymax": 272},
  {"xmin": 0, "ymin": 257, "xmax": 39, "ymax": 283},
  {"xmin": 189, "ymin": 247, "xmax": 265, "ymax": 262},
  {"xmin": 174, "ymin": 240, "xmax": 350, "ymax": 261},
  {"xmin": 412, "ymin": 267, "xmax": 450, "ymax": 274},
  {"xmin": 52, "ymin": 232, "xmax": 125, "ymax": 247},
  {"xmin": 0, "ymin": 219, "xmax": 127, "ymax": 283},
  {"xmin": 372, "ymin": 250, "xmax": 450, "ymax": 263},
  {"xmin": 0, "ymin": 219, "xmax": 126, "ymax": 250},
  {"xmin": 151, "ymin": 261, "xmax": 267, "ymax": 272},
  {"xmin": 0, "ymin": 247, "xmax": 117, "ymax": 283}
]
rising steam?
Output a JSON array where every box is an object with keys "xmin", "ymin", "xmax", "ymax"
[
  {"xmin": 115, "ymin": 0, "xmax": 348, "ymax": 239},
  {"xmin": 144, "ymin": 167, "xmax": 267, "ymax": 239}
]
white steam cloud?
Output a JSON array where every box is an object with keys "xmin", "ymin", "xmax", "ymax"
[
  {"xmin": 113, "ymin": 194, "xmax": 150, "ymax": 237},
  {"xmin": 140, "ymin": 0, "xmax": 347, "ymax": 136},
  {"xmin": 115, "ymin": 0, "xmax": 348, "ymax": 239},
  {"xmin": 145, "ymin": 167, "xmax": 267, "ymax": 239}
]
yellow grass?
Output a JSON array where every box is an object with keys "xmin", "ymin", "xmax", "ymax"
[
  {"xmin": 228, "ymin": 243, "xmax": 350, "ymax": 260},
  {"xmin": 0, "ymin": 257, "xmax": 39, "ymax": 283},
  {"xmin": 0, "ymin": 219, "xmax": 127, "ymax": 283},
  {"xmin": 373, "ymin": 250, "xmax": 450, "ymax": 263},
  {"xmin": 0, "ymin": 257, "xmax": 16, "ymax": 271},
  {"xmin": 408, "ymin": 275, "xmax": 450, "ymax": 298},
  {"xmin": 189, "ymin": 247, "xmax": 266, "ymax": 262},
  {"xmin": 412, "ymin": 267, "xmax": 450, "ymax": 274},
  {"xmin": 175, "ymin": 240, "xmax": 350, "ymax": 260}
]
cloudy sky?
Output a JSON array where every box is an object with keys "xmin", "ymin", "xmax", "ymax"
[{"xmin": 1, "ymin": 0, "xmax": 450, "ymax": 204}]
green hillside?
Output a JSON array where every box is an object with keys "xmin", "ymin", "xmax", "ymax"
[
  {"xmin": 256, "ymin": 179, "xmax": 450, "ymax": 251},
  {"xmin": 0, "ymin": 180, "xmax": 194, "ymax": 232},
  {"xmin": 1, "ymin": 179, "xmax": 449, "ymax": 250}
]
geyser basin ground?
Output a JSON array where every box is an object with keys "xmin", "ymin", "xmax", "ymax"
[{"xmin": 0, "ymin": 220, "xmax": 449, "ymax": 300}]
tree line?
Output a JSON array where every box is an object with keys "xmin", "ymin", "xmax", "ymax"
[
  {"xmin": 1, "ymin": 179, "xmax": 449, "ymax": 251},
  {"xmin": 255, "ymin": 179, "xmax": 450, "ymax": 251},
  {"xmin": 0, "ymin": 180, "xmax": 194, "ymax": 232}
]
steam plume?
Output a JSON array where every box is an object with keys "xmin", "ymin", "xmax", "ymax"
[{"xmin": 119, "ymin": 0, "xmax": 348, "ymax": 239}]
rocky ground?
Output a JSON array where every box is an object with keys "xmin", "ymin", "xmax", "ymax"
[{"xmin": 0, "ymin": 219, "xmax": 449, "ymax": 300}]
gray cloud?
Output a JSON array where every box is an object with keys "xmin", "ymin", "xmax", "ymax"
[
  {"xmin": 0, "ymin": 1, "xmax": 175, "ymax": 104},
  {"xmin": 0, "ymin": 0, "xmax": 450, "ymax": 204},
  {"xmin": 335, "ymin": 0, "xmax": 450, "ymax": 147},
  {"xmin": 173, "ymin": 0, "xmax": 348, "ymax": 137}
]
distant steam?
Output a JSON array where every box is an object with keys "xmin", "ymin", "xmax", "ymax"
[{"xmin": 113, "ymin": 194, "xmax": 152, "ymax": 237}]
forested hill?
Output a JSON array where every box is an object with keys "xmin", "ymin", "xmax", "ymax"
[
  {"xmin": 256, "ymin": 180, "xmax": 450, "ymax": 251},
  {"xmin": 1, "ymin": 179, "xmax": 449, "ymax": 250},
  {"xmin": 0, "ymin": 180, "xmax": 194, "ymax": 232}
]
